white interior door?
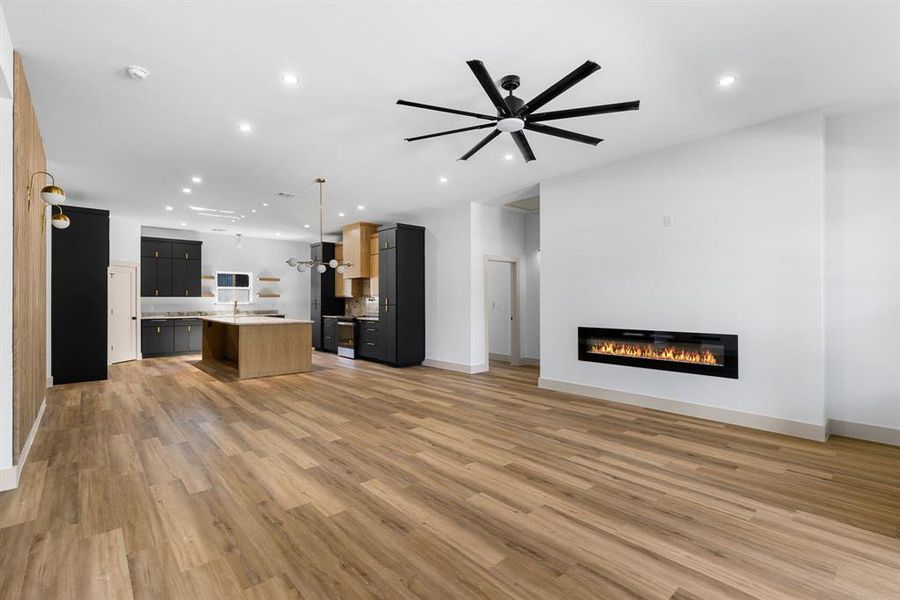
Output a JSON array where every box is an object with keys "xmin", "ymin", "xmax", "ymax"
[{"xmin": 108, "ymin": 265, "xmax": 137, "ymax": 364}]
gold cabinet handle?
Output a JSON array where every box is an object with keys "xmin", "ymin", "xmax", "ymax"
[
  {"xmin": 187, "ymin": 325, "xmax": 191, "ymax": 332},
  {"xmin": 155, "ymin": 289, "xmax": 159, "ymax": 296},
  {"xmin": 155, "ymin": 250, "xmax": 158, "ymax": 258},
  {"xmin": 157, "ymin": 326, "xmax": 160, "ymax": 334}
]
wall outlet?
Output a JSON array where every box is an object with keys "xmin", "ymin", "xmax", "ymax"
[{"xmin": 663, "ymin": 215, "xmax": 673, "ymax": 227}]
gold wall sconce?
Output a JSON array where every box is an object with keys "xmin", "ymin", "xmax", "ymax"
[{"xmin": 27, "ymin": 170, "xmax": 70, "ymax": 230}]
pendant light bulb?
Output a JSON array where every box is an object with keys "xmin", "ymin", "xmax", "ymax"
[
  {"xmin": 286, "ymin": 257, "xmax": 298, "ymax": 267},
  {"xmin": 296, "ymin": 263, "xmax": 307, "ymax": 273},
  {"xmin": 316, "ymin": 264, "xmax": 327, "ymax": 274},
  {"xmin": 336, "ymin": 265, "xmax": 346, "ymax": 274},
  {"xmin": 328, "ymin": 259, "xmax": 338, "ymax": 269}
]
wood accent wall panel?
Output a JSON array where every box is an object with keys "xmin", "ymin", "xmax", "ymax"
[{"xmin": 11, "ymin": 52, "xmax": 47, "ymax": 461}]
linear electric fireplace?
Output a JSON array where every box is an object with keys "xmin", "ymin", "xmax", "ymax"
[{"xmin": 578, "ymin": 327, "xmax": 738, "ymax": 379}]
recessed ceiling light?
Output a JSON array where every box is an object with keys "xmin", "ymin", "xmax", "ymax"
[
  {"xmin": 718, "ymin": 74, "xmax": 737, "ymax": 87},
  {"xmin": 238, "ymin": 121, "xmax": 253, "ymax": 133},
  {"xmin": 438, "ymin": 176, "xmax": 449, "ymax": 184},
  {"xmin": 180, "ymin": 222, "xmax": 186, "ymax": 227},
  {"xmin": 165, "ymin": 205, "xmax": 173, "ymax": 211},
  {"xmin": 282, "ymin": 73, "xmax": 299, "ymax": 86},
  {"xmin": 304, "ymin": 224, "xmax": 310, "ymax": 228},
  {"xmin": 338, "ymin": 212, "xmax": 345, "ymax": 217},
  {"xmin": 275, "ymin": 232, "xmax": 281, "ymax": 236},
  {"xmin": 182, "ymin": 187, "xmax": 192, "ymax": 194},
  {"xmin": 357, "ymin": 205, "xmax": 365, "ymax": 210},
  {"xmin": 191, "ymin": 176, "xmax": 202, "ymax": 184},
  {"xmin": 251, "ymin": 208, "xmax": 257, "ymax": 213},
  {"xmin": 240, "ymin": 214, "xmax": 246, "ymax": 218},
  {"xmin": 263, "ymin": 202, "xmax": 268, "ymax": 207},
  {"xmin": 503, "ymin": 153, "xmax": 514, "ymax": 161}
]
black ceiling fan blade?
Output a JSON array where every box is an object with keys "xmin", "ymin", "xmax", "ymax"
[
  {"xmin": 518, "ymin": 60, "xmax": 601, "ymax": 115},
  {"xmin": 511, "ymin": 131, "xmax": 536, "ymax": 162},
  {"xmin": 528, "ymin": 100, "xmax": 641, "ymax": 123},
  {"xmin": 405, "ymin": 123, "xmax": 496, "ymax": 142},
  {"xmin": 524, "ymin": 123, "xmax": 603, "ymax": 146},
  {"xmin": 397, "ymin": 99, "xmax": 497, "ymax": 122},
  {"xmin": 466, "ymin": 60, "xmax": 510, "ymax": 117},
  {"xmin": 459, "ymin": 129, "xmax": 501, "ymax": 160}
]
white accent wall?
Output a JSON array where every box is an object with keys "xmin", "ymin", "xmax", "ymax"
[
  {"xmin": 541, "ymin": 111, "xmax": 828, "ymax": 431},
  {"xmin": 522, "ymin": 211, "xmax": 540, "ymax": 362},
  {"xmin": 825, "ymin": 102, "xmax": 900, "ymax": 433}
]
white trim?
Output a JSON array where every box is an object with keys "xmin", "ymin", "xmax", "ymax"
[
  {"xmin": 827, "ymin": 419, "xmax": 900, "ymax": 446},
  {"xmin": 489, "ymin": 352, "xmax": 511, "ymax": 362},
  {"xmin": 0, "ymin": 396, "xmax": 46, "ymax": 491},
  {"xmin": 519, "ymin": 357, "xmax": 540, "ymax": 367},
  {"xmin": 483, "ymin": 255, "xmax": 520, "ymax": 368},
  {"xmin": 538, "ymin": 377, "xmax": 827, "ymax": 441},
  {"xmin": 423, "ymin": 358, "xmax": 488, "ymax": 374}
]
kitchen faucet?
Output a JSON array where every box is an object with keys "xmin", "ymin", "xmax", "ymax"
[{"xmin": 233, "ymin": 299, "xmax": 239, "ymax": 317}]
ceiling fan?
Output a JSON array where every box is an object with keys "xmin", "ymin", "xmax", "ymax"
[{"xmin": 398, "ymin": 60, "xmax": 640, "ymax": 162}]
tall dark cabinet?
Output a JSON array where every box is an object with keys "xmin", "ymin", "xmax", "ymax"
[
  {"xmin": 310, "ymin": 242, "xmax": 344, "ymax": 350},
  {"xmin": 140, "ymin": 236, "xmax": 202, "ymax": 297},
  {"xmin": 52, "ymin": 206, "xmax": 110, "ymax": 384},
  {"xmin": 378, "ymin": 223, "xmax": 425, "ymax": 366}
]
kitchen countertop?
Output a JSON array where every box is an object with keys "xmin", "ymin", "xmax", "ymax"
[
  {"xmin": 142, "ymin": 310, "xmax": 280, "ymax": 320},
  {"xmin": 322, "ymin": 315, "xmax": 379, "ymax": 321},
  {"xmin": 200, "ymin": 316, "xmax": 312, "ymax": 326}
]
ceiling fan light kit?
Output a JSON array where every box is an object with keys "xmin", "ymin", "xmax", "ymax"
[{"xmin": 398, "ymin": 59, "xmax": 640, "ymax": 162}]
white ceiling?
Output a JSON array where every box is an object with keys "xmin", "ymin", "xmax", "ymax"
[{"xmin": 4, "ymin": 1, "xmax": 898, "ymax": 241}]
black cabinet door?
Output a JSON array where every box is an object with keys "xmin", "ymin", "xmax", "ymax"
[
  {"xmin": 186, "ymin": 259, "xmax": 201, "ymax": 297},
  {"xmin": 171, "ymin": 259, "xmax": 187, "ymax": 297},
  {"xmin": 141, "ymin": 258, "xmax": 157, "ymax": 297},
  {"xmin": 172, "ymin": 242, "xmax": 200, "ymax": 260},
  {"xmin": 141, "ymin": 325, "xmax": 158, "ymax": 355},
  {"xmin": 312, "ymin": 317, "xmax": 322, "ymax": 349},
  {"xmin": 141, "ymin": 239, "xmax": 158, "ymax": 258},
  {"xmin": 156, "ymin": 258, "xmax": 173, "ymax": 297},
  {"xmin": 142, "ymin": 322, "xmax": 173, "ymax": 356},
  {"xmin": 378, "ymin": 306, "xmax": 396, "ymax": 363},
  {"xmin": 188, "ymin": 323, "xmax": 202, "ymax": 352},
  {"xmin": 378, "ymin": 228, "xmax": 397, "ymax": 251},
  {"xmin": 379, "ymin": 246, "xmax": 396, "ymax": 309},
  {"xmin": 173, "ymin": 325, "xmax": 190, "ymax": 353}
]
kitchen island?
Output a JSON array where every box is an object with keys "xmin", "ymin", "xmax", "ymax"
[{"xmin": 200, "ymin": 316, "xmax": 312, "ymax": 379}]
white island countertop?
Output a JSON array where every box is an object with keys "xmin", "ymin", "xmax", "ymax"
[{"xmin": 200, "ymin": 316, "xmax": 313, "ymax": 326}]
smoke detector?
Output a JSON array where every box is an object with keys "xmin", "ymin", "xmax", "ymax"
[{"xmin": 125, "ymin": 65, "xmax": 149, "ymax": 80}]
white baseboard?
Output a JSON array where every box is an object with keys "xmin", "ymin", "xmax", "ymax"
[
  {"xmin": 489, "ymin": 353, "xmax": 511, "ymax": 362},
  {"xmin": 519, "ymin": 357, "xmax": 540, "ymax": 367},
  {"xmin": 538, "ymin": 377, "xmax": 827, "ymax": 441},
  {"xmin": 423, "ymin": 359, "xmax": 489, "ymax": 374},
  {"xmin": 46, "ymin": 375, "xmax": 52, "ymax": 387},
  {"xmin": 0, "ymin": 396, "xmax": 47, "ymax": 491},
  {"xmin": 827, "ymin": 419, "xmax": 900, "ymax": 446}
]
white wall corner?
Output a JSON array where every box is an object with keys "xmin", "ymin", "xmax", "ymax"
[{"xmin": 827, "ymin": 419, "xmax": 900, "ymax": 447}]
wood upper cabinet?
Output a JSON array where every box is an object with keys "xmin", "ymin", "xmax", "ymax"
[
  {"xmin": 334, "ymin": 243, "xmax": 364, "ymax": 298},
  {"xmin": 341, "ymin": 222, "xmax": 378, "ymax": 279}
]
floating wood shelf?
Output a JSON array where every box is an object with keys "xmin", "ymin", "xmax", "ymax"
[
  {"xmin": 257, "ymin": 293, "xmax": 280, "ymax": 298},
  {"xmin": 201, "ymin": 292, "xmax": 215, "ymax": 298},
  {"xmin": 201, "ymin": 275, "xmax": 215, "ymax": 280},
  {"xmin": 257, "ymin": 276, "xmax": 281, "ymax": 282}
]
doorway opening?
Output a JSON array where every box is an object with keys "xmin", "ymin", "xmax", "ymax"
[
  {"xmin": 484, "ymin": 256, "xmax": 519, "ymax": 369},
  {"xmin": 108, "ymin": 263, "xmax": 139, "ymax": 364}
]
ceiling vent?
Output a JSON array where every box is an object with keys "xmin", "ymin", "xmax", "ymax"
[{"xmin": 275, "ymin": 191, "xmax": 296, "ymax": 198}]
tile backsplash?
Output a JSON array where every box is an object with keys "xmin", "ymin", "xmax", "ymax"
[{"xmin": 346, "ymin": 295, "xmax": 379, "ymax": 317}]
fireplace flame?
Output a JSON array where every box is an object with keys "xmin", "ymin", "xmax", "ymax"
[{"xmin": 589, "ymin": 341, "xmax": 720, "ymax": 365}]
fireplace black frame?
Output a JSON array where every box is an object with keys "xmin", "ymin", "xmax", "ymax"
[{"xmin": 578, "ymin": 327, "xmax": 738, "ymax": 379}]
